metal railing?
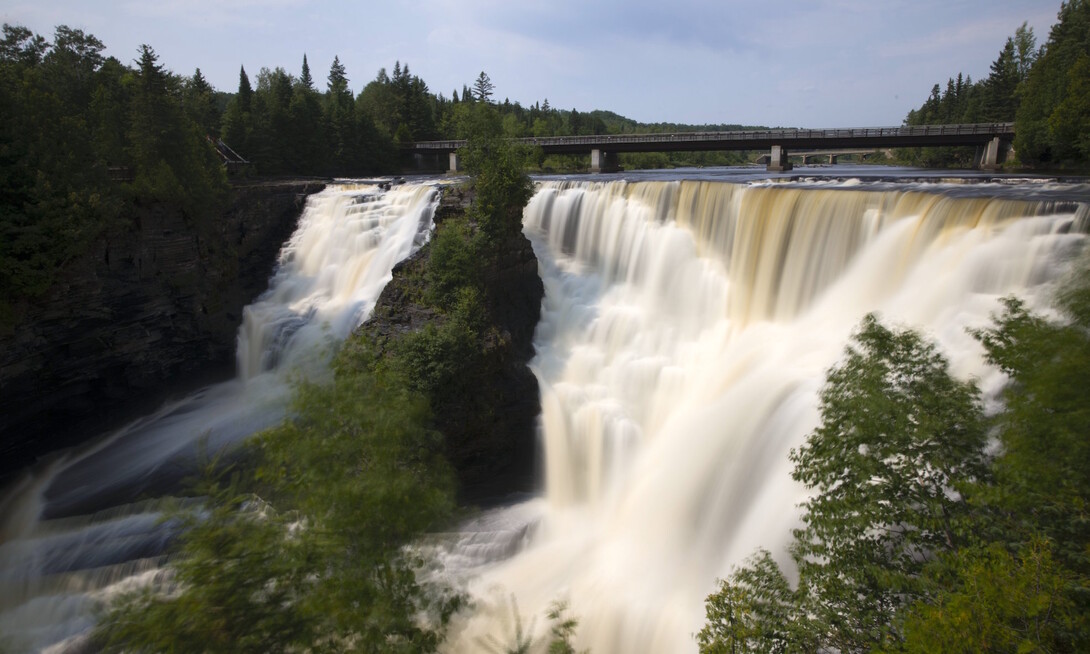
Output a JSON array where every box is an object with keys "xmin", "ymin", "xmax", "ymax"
[{"xmin": 408, "ymin": 123, "xmax": 1015, "ymax": 151}]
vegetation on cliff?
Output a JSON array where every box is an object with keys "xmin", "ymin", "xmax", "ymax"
[
  {"xmin": 698, "ymin": 260, "xmax": 1090, "ymax": 653},
  {"xmin": 346, "ymin": 100, "xmax": 541, "ymax": 497},
  {"xmin": 903, "ymin": 0, "xmax": 1090, "ymax": 168}
]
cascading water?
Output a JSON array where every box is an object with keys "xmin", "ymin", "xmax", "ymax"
[
  {"xmin": 443, "ymin": 178, "xmax": 1087, "ymax": 653},
  {"xmin": 0, "ymin": 182, "xmax": 438, "ymax": 654}
]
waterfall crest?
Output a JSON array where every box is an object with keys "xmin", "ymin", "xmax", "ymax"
[{"xmin": 445, "ymin": 179, "xmax": 1085, "ymax": 653}]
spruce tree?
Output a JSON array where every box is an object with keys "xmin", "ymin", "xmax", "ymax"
[
  {"xmin": 472, "ymin": 71, "xmax": 493, "ymax": 102},
  {"xmin": 299, "ymin": 53, "xmax": 313, "ymax": 90}
]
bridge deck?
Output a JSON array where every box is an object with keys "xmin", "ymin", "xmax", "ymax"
[{"xmin": 408, "ymin": 123, "xmax": 1014, "ymax": 155}]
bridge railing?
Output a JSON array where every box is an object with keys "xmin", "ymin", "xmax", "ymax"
[{"xmin": 407, "ymin": 123, "xmax": 1015, "ymax": 151}]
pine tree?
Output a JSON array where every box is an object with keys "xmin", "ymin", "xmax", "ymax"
[
  {"xmin": 185, "ymin": 67, "xmax": 218, "ymax": 135},
  {"xmin": 472, "ymin": 71, "xmax": 494, "ymax": 102},
  {"xmin": 983, "ymin": 38, "xmax": 1020, "ymax": 121},
  {"xmin": 300, "ymin": 53, "xmax": 313, "ymax": 90},
  {"xmin": 327, "ymin": 55, "xmax": 349, "ymax": 101},
  {"xmin": 237, "ymin": 64, "xmax": 252, "ymax": 113}
]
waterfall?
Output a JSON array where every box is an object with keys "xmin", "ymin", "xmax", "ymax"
[
  {"xmin": 2, "ymin": 174, "xmax": 1084, "ymax": 654},
  {"xmin": 443, "ymin": 179, "xmax": 1086, "ymax": 653},
  {"xmin": 0, "ymin": 182, "xmax": 438, "ymax": 654}
]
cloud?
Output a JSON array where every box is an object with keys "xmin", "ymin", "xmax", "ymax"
[{"xmin": 121, "ymin": 0, "xmax": 306, "ymax": 29}]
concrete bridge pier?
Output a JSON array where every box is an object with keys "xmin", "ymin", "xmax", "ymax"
[
  {"xmin": 979, "ymin": 136, "xmax": 1003, "ymax": 170},
  {"xmin": 767, "ymin": 145, "xmax": 792, "ymax": 172},
  {"xmin": 590, "ymin": 148, "xmax": 620, "ymax": 173},
  {"xmin": 448, "ymin": 152, "xmax": 460, "ymax": 174},
  {"xmin": 828, "ymin": 154, "xmax": 838, "ymax": 164}
]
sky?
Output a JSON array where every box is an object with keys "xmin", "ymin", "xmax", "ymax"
[{"xmin": 0, "ymin": 0, "xmax": 1064, "ymax": 128}]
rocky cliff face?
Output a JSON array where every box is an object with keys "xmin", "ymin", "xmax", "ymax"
[
  {"xmin": 0, "ymin": 181, "xmax": 325, "ymax": 477},
  {"xmin": 360, "ymin": 187, "xmax": 544, "ymax": 504}
]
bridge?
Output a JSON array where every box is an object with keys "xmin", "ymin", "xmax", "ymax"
[{"xmin": 407, "ymin": 122, "xmax": 1015, "ymax": 173}]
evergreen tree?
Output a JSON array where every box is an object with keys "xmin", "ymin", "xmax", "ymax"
[
  {"xmin": 184, "ymin": 67, "xmax": 219, "ymax": 135},
  {"xmin": 299, "ymin": 53, "xmax": 313, "ymax": 90},
  {"xmin": 289, "ymin": 64, "xmax": 323, "ymax": 172},
  {"xmin": 472, "ymin": 71, "xmax": 494, "ymax": 102},
  {"xmin": 237, "ymin": 64, "xmax": 252, "ymax": 113},
  {"xmin": 1016, "ymin": 0, "xmax": 1090, "ymax": 165},
  {"xmin": 327, "ymin": 55, "xmax": 349, "ymax": 101},
  {"xmin": 983, "ymin": 38, "xmax": 1020, "ymax": 121},
  {"xmin": 324, "ymin": 56, "xmax": 355, "ymax": 170}
]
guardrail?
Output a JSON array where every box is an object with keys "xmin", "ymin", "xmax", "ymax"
[{"xmin": 408, "ymin": 123, "xmax": 1015, "ymax": 151}]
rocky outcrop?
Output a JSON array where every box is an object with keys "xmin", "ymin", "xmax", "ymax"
[
  {"xmin": 360, "ymin": 187, "xmax": 544, "ymax": 505},
  {"xmin": 0, "ymin": 181, "xmax": 325, "ymax": 478}
]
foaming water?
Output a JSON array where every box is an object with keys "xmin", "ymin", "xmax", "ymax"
[
  {"xmin": 0, "ymin": 182, "xmax": 437, "ymax": 653},
  {"xmin": 442, "ymin": 179, "xmax": 1086, "ymax": 653}
]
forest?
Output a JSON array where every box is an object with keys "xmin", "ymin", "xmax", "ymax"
[{"xmin": 901, "ymin": 0, "xmax": 1090, "ymax": 168}]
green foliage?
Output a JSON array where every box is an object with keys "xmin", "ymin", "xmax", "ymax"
[
  {"xmin": 425, "ymin": 217, "xmax": 481, "ymax": 309},
  {"xmin": 971, "ymin": 280, "xmax": 1090, "ymax": 573},
  {"xmin": 384, "ymin": 290, "xmax": 484, "ymax": 405},
  {"xmin": 0, "ymin": 25, "xmax": 128, "ymax": 321},
  {"xmin": 789, "ymin": 315, "xmax": 988, "ymax": 650},
  {"xmin": 97, "ymin": 471, "xmax": 316, "ymax": 653},
  {"xmin": 1016, "ymin": 0, "xmax": 1090, "ymax": 166},
  {"xmin": 698, "ymin": 550, "xmax": 815, "ymax": 654},
  {"xmin": 454, "ymin": 102, "xmax": 535, "ymax": 243},
  {"xmin": 477, "ymin": 597, "xmax": 586, "ymax": 654},
  {"xmin": 97, "ymin": 366, "xmax": 461, "ymax": 653},
  {"xmin": 894, "ymin": 538, "xmax": 1083, "ymax": 654},
  {"xmin": 545, "ymin": 601, "xmax": 585, "ymax": 654},
  {"xmin": 701, "ymin": 315, "xmax": 989, "ymax": 653},
  {"xmin": 902, "ymin": 1, "xmax": 1090, "ymax": 167},
  {"xmin": 901, "ymin": 21, "xmax": 1040, "ymax": 167}
]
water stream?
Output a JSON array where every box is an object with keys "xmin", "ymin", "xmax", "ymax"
[{"xmin": 0, "ymin": 182, "xmax": 438, "ymax": 653}]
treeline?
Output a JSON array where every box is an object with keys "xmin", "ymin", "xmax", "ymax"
[
  {"xmin": 904, "ymin": 0, "xmax": 1090, "ymax": 168},
  {"xmin": 0, "ymin": 25, "xmax": 228, "ymax": 325},
  {"xmin": 0, "ymin": 21, "xmax": 764, "ymax": 320},
  {"xmin": 698, "ymin": 267, "xmax": 1090, "ymax": 651}
]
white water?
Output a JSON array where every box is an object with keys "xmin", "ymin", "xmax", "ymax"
[
  {"xmin": 443, "ymin": 179, "xmax": 1086, "ymax": 653},
  {"xmin": 0, "ymin": 182, "xmax": 438, "ymax": 653}
]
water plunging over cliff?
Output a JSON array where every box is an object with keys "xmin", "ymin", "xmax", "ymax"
[
  {"xmin": 443, "ymin": 178, "xmax": 1086, "ymax": 653},
  {"xmin": 0, "ymin": 182, "xmax": 438, "ymax": 653}
]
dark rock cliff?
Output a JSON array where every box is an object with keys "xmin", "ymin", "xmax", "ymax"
[
  {"xmin": 360, "ymin": 187, "xmax": 544, "ymax": 504},
  {"xmin": 0, "ymin": 181, "xmax": 325, "ymax": 478}
]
